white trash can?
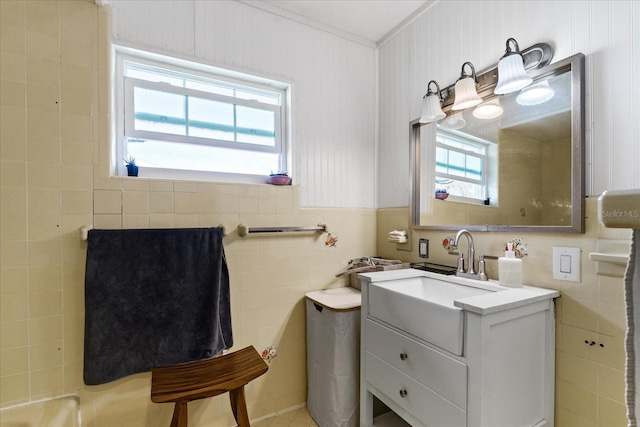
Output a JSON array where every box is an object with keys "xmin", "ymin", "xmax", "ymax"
[{"xmin": 306, "ymin": 287, "xmax": 361, "ymax": 427}]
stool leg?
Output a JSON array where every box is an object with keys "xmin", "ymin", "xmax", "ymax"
[
  {"xmin": 230, "ymin": 387, "xmax": 250, "ymax": 427},
  {"xmin": 171, "ymin": 401, "xmax": 188, "ymax": 427}
]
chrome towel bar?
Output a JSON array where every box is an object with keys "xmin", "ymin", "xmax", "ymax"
[{"xmin": 237, "ymin": 224, "xmax": 326, "ymax": 237}]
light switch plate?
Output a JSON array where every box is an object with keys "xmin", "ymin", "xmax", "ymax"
[{"xmin": 553, "ymin": 246, "xmax": 581, "ymax": 282}]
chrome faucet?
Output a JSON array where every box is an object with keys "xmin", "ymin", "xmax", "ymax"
[
  {"xmin": 452, "ymin": 229, "xmax": 476, "ymax": 278},
  {"xmin": 449, "ymin": 230, "xmax": 495, "ymax": 281}
]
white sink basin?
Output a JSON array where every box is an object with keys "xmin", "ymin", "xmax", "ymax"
[{"xmin": 368, "ymin": 276, "xmax": 495, "ymax": 355}]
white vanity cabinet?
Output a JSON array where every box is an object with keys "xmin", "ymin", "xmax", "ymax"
[{"xmin": 359, "ymin": 269, "xmax": 559, "ymax": 427}]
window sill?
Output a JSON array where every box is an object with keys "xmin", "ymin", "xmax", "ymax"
[
  {"xmin": 114, "ymin": 167, "xmax": 292, "ymax": 187},
  {"xmin": 117, "ymin": 167, "xmax": 266, "ymax": 184}
]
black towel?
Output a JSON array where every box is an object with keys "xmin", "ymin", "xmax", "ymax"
[{"xmin": 83, "ymin": 227, "xmax": 232, "ymax": 385}]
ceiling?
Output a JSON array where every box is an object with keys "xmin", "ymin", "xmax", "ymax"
[
  {"xmin": 97, "ymin": 0, "xmax": 433, "ymax": 45},
  {"xmin": 238, "ymin": 0, "xmax": 433, "ymax": 45}
]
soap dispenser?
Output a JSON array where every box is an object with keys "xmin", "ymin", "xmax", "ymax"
[{"xmin": 499, "ymin": 242, "xmax": 522, "ymax": 287}]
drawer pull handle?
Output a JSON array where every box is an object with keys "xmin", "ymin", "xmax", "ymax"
[
  {"xmin": 399, "ymin": 389, "xmax": 408, "ymax": 398},
  {"xmin": 399, "ymin": 353, "xmax": 408, "ymax": 361}
]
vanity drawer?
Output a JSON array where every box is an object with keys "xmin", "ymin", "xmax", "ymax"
[
  {"xmin": 365, "ymin": 351, "xmax": 466, "ymax": 427},
  {"xmin": 365, "ymin": 319, "xmax": 467, "ymax": 409}
]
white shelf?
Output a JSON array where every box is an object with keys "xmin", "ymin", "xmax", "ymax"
[
  {"xmin": 589, "ymin": 239, "xmax": 630, "ymax": 277},
  {"xmin": 588, "ymin": 252, "xmax": 628, "ymax": 265}
]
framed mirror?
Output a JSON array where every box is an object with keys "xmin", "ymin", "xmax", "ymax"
[{"xmin": 410, "ymin": 52, "xmax": 585, "ymax": 233}]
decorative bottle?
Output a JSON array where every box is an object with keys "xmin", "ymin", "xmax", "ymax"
[{"xmin": 499, "ymin": 242, "xmax": 522, "ymax": 287}]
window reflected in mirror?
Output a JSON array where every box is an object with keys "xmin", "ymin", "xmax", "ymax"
[{"xmin": 434, "ymin": 129, "xmax": 494, "ymax": 204}]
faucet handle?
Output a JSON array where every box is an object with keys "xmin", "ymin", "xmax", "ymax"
[
  {"xmin": 477, "ymin": 256, "xmax": 488, "ymax": 281},
  {"xmin": 476, "ymin": 255, "xmax": 498, "ymax": 281},
  {"xmin": 456, "ymin": 252, "xmax": 465, "ymax": 273}
]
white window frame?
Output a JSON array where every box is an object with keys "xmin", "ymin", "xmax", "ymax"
[
  {"xmin": 114, "ymin": 46, "xmax": 290, "ymax": 183},
  {"xmin": 435, "ymin": 129, "xmax": 490, "ymax": 204}
]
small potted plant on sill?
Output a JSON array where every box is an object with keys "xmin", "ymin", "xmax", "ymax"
[
  {"xmin": 435, "ymin": 189, "xmax": 449, "ymax": 200},
  {"xmin": 267, "ymin": 171, "xmax": 291, "ymax": 185},
  {"xmin": 124, "ymin": 156, "xmax": 139, "ymax": 177}
]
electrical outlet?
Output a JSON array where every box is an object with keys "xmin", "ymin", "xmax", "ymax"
[{"xmin": 419, "ymin": 239, "xmax": 429, "ymax": 258}]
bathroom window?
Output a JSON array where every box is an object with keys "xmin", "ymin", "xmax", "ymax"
[
  {"xmin": 115, "ymin": 48, "xmax": 289, "ymax": 182},
  {"xmin": 435, "ymin": 129, "xmax": 492, "ymax": 203}
]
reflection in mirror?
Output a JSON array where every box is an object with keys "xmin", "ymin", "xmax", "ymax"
[{"xmin": 410, "ymin": 53, "xmax": 585, "ymax": 233}]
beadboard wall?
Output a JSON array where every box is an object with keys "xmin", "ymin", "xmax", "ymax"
[
  {"xmin": 109, "ymin": 0, "xmax": 377, "ymax": 209},
  {"xmin": 378, "ymin": 0, "xmax": 640, "ymax": 208}
]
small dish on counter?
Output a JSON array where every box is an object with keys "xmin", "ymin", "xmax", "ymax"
[{"xmin": 435, "ymin": 191, "xmax": 449, "ymax": 200}]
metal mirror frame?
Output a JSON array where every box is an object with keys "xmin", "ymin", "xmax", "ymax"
[{"xmin": 410, "ymin": 52, "xmax": 585, "ymax": 233}]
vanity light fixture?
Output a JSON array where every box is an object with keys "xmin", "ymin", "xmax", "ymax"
[
  {"xmin": 494, "ymin": 38, "xmax": 533, "ymax": 95},
  {"xmin": 439, "ymin": 112, "xmax": 466, "ymax": 130},
  {"xmin": 516, "ymin": 80, "xmax": 555, "ymax": 105},
  {"xmin": 452, "ymin": 62, "xmax": 482, "ymax": 111},
  {"xmin": 419, "ymin": 80, "xmax": 446, "ymax": 123},
  {"xmin": 416, "ymin": 41, "xmax": 553, "ymax": 121},
  {"xmin": 473, "ymin": 98, "xmax": 503, "ymax": 120}
]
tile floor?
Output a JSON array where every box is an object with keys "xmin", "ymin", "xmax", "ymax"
[{"xmin": 254, "ymin": 407, "xmax": 318, "ymax": 427}]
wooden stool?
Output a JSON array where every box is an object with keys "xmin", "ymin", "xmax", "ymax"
[{"xmin": 151, "ymin": 346, "xmax": 269, "ymax": 427}]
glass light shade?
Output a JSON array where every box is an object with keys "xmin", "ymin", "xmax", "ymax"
[
  {"xmin": 419, "ymin": 94, "xmax": 446, "ymax": 123},
  {"xmin": 473, "ymin": 98, "xmax": 503, "ymax": 120},
  {"xmin": 516, "ymin": 80, "xmax": 555, "ymax": 105},
  {"xmin": 494, "ymin": 54, "xmax": 533, "ymax": 95},
  {"xmin": 452, "ymin": 77, "xmax": 482, "ymax": 110},
  {"xmin": 439, "ymin": 112, "xmax": 466, "ymax": 130}
]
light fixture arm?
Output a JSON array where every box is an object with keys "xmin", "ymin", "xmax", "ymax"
[
  {"xmin": 425, "ymin": 80, "xmax": 442, "ymax": 100},
  {"xmin": 459, "ymin": 62, "xmax": 478, "ymax": 83},
  {"xmin": 502, "ymin": 37, "xmax": 522, "ymax": 58}
]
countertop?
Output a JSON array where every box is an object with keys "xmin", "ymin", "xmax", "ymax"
[{"xmin": 358, "ymin": 268, "xmax": 560, "ymax": 315}]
